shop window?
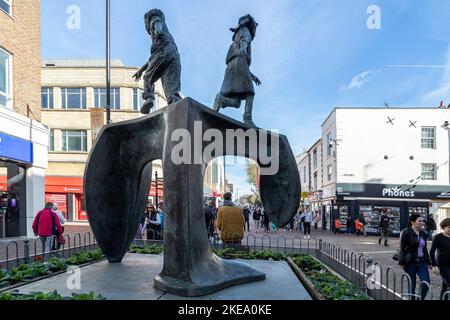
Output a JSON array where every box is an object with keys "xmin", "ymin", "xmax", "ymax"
[
  {"xmin": 41, "ymin": 87, "xmax": 54, "ymax": 109},
  {"xmin": 0, "ymin": 48, "xmax": 12, "ymax": 109},
  {"xmin": 62, "ymin": 130, "xmax": 87, "ymax": 152},
  {"xmin": 359, "ymin": 205, "xmax": 401, "ymax": 235},
  {"xmin": 421, "ymin": 163, "xmax": 437, "ymax": 180},
  {"xmin": 421, "ymin": 127, "xmax": 436, "ymax": 149},
  {"xmin": 0, "ymin": 0, "xmax": 11, "ymax": 15},
  {"xmin": 94, "ymin": 88, "xmax": 120, "ymax": 110},
  {"xmin": 62, "ymin": 88, "xmax": 87, "ymax": 109}
]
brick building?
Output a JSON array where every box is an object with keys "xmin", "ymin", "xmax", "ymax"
[{"xmin": 0, "ymin": 0, "xmax": 49, "ymax": 238}]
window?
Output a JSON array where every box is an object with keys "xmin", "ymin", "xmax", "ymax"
[
  {"xmin": 313, "ymin": 172, "xmax": 318, "ymax": 191},
  {"xmin": 62, "ymin": 88, "xmax": 86, "ymax": 109},
  {"xmin": 327, "ymin": 165, "xmax": 332, "ymax": 182},
  {"xmin": 0, "ymin": 0, "xmax": 11, "ymax": 15},
  {"xmin": 94, "ymin": 88, "xmax": 120, "ymax": 110},
  {"xmin": 421, "ymin": 127, "xmax": 436, "ymax": 149},
  {"xmin": 49, "ymin": 129, "xmax": 54, "ymax": 151},
  {"xmin": 0, "ymin": 48, "xmax": 12, "ymax": 108},
  {"xmin": 421, "ymin": 163, "xmax": 437, "ymax": 180},
  {"xmin": 61, "ymin": 130, "xmax": 87, "ymax": 152},
  {"xmin": 133, "ymin": 88, "xmax": 144, "ymax": 111},
  {"xmin": 303, "ymin": 166, "xmax": 306, "ymax": 183},
  {"xmin": 212, "ymin": 161, "xmax": 218, "ymax": 184},
  {"xmin": 313, "ymin": 149, "xmax": 317, "ymax": 169},
  {"xmin": 326, "ymin": 133, "xmax": 332, "ymax": 157},
  {"xmin": 41, "ymin": 87, "xmax": 54, "ymax": 109}
]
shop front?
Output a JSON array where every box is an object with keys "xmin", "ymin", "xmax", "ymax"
[
  {"xmin": 45, "ymin": 177, "xmax": 86, "ymax": 222},
  {"xmin": 321, "ymin": 199, "xmax": 333, "ymax": 231},
  {"xmin": 336, "ymin": 183, "xmax": 450, "ymax": 236}
]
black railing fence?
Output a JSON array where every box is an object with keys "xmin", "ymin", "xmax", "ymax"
[{"xmin": 2, "ymin": 231, "xmax": 449, "ymax": 300}]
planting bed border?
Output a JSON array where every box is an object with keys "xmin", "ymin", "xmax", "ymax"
[{"xmin": 0, "ymin": 258, "xmax": 106, "ymax": 294}]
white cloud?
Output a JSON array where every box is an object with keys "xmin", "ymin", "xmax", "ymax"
[{"xmin": 339, "ymin": 70, "xmax": 381, "ymax": 92}]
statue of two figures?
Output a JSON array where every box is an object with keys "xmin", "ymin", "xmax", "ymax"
[{"xmin": 133, "ymin": 9, "xmax": 261, "ymax": 127}]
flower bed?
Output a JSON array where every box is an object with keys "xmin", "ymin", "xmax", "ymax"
[
  {"xmin": 0, "ymin": 249, "xmax": 105, "ymax": 291},
  {"xmin": 0, "ymin": 290, "xmax": 105, "ymax": 300},
  {"xmin": 213, "ymin": 248, "xmax": 370, "ymax": 301},
  {"xmin": 129, "ymin": 244, "xmax": 163, "ymax": 255}
]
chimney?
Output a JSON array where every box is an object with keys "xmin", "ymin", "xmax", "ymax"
[{"xmin": 439, "ymin": 101, "xmax": 445, "ymax": 108}]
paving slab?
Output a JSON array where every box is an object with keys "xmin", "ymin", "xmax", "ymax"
[{"xmin": 11, "ymin": 253, "xmax": 311, "ymax": 300}]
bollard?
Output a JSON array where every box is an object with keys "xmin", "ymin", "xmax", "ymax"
[{"xmin": 24, "ymin": 239, "xmax": 30, "ymax": 263}]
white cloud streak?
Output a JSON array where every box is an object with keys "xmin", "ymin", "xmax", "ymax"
[{"xmin": 339, "ymin": 70, "xmax": 381, "ymax": 92}]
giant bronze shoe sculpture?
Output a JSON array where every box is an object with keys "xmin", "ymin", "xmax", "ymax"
[{"xmin": 84, "ymin": 98, "xmax": 300, "ymax": 296}]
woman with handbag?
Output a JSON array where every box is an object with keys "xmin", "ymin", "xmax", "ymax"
[{"xmin": 398, "ymin": 213, "xmax": 432, "ymax": 300}]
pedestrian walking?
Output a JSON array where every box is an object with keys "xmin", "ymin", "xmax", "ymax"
[
  {"xmin": 52, "ymin": 203, "xmax": 65, "ymax": 249},
  {"xmin": 378, "ymin": 209, "xmax": 391, "ymax": 246},
  {"xmin": 263, "ymin": 211, "xmax": 270, "ymax": 232},
  {"xmin": 145, "ymin": 203, "xmax": 162, "ymax": 240},
  {"xmin": 300, "ymin": 210, "xmax": 312, "ymax": 239},
  {"xmin": 398, "ymin": 214, "xmax": 432, "ymax": 300},
  {"xmin": 359, "ymin": 213, "xmax": 368, "ymax": 237},
  {"xmin": 243, "ymin": 206, "xmax": 251, "ymax": 232},
  {"xmin": 345, "ymin": 213, "xmax": 352, "ymax": 235},
  {"xmin": 430, "ymin": 218, "xmax": 450, "ymax": 300},
  {"xmin": 32, "ymin": 202, "xmax": 63, "ymax": 259},
  {"xmin": 253, "ymin": 207, "xmax": 262, "ymax": 232},
  {"xmin": 217, "ymin": 192, "xmax": 245, "ymax": 244},
  {"xmin": 313, "ymin": 211, "xmax": 320, "ymax": 230},
  {"xmin": 426, "ymin": 213, "xmax": 437, "ymax": 241},
  {"xmin": 204, "ymin": 200, "xmax": 217, "ymax": 241}
]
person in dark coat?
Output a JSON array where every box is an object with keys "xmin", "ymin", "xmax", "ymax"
[
  {"xmin": 213, "ymin": 14, "xmax": 261, "ymax": 126},
  {"xmin": 378, "ymin": 209, "xmax": 391, "ymax": 246},
  {"xmin": 242, "ymin": 206, "xmax": 251, "ymax": 232},
  {"xmin": 398, "ymin": 214, "xmax": 432, "ymax": 300},
  {"xmin": 204, "ymin": 200, "xmax": 216, "ymax": 238},
  {"xmin": 430, "ymin": 218, "xmax": 450, "ymax": 300}
]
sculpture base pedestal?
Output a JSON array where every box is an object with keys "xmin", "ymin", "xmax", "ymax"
[{"xmin": 154, "ymin": 257, "xmax": 265, "ymax": 297}]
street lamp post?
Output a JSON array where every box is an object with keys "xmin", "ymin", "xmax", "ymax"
[
  {"xmin": 155, "ymin": 171, "xmax": 159, "ymax": 206},
  {"xmin": 106, "ymin": 0, "xmax": 111, "ymax": 124},
  {"xmin": 442, "ymin": 121, "xmax": 450, "ymax": 184}
]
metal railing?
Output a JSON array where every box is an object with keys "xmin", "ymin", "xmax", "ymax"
[
  {"xmin": 2, "ymin": 230, "xmax": 447, "ymax": 300},
  {"xmin": 0, "ymin": 232, "xmax": 99, "ymax": 270}
]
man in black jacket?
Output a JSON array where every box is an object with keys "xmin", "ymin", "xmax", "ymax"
[
  {"xmin": 378, "ymin": 209, "xmax": 391, "ymax": 246},
  {"xmin": 242, "ymin": 206, "xmax": 251, "ymax": 232}
]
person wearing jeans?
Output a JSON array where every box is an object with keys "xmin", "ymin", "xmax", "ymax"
[
  {"xmin": 300, "ymin": 210, "xmax": 312, "ymax": 239},
  {"xmin": 399, "ymin": 214, "xmax": 432, "ymax": 300},
  {"xmin": 430, "ymin": 218, "xmax": 450, "ymax": 300}
]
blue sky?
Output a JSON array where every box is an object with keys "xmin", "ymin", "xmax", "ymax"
[{"xmin": 41, "ymin": 0, "xmax": 450, "ymax": 196}]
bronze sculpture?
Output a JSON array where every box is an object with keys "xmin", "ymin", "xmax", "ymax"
[
  {"xmin": 133, "ymin": 9, "xmax": 182, "ymax": 114},
  {"xmin": 213, "ymin": 14, "xmax": 261, "ymax": 127}
]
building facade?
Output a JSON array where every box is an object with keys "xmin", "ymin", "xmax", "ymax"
[
  {"xmin": 41, "ymin": 59, "xmax": 167, "ymax": 222},
  {"xmin": 313, "ymin": 107, "xmax": 450, "ymax": 234},
  {"xmin": 1, "ymin": 0, "xmax": 49, "ymax": 238}
]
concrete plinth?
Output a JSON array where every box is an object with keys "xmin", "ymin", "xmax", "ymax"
[{"xmin": 11, "ymin": 253, "xmax": 311, "ymax": 300}]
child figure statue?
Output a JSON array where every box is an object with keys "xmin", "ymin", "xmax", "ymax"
[
  {"xmin": 213, "ymin": 14, "xmax": 261, "ymax": 127},
  {"xmin": 133, "ymin": 9, "xmax": 182, "ymax": 114}
]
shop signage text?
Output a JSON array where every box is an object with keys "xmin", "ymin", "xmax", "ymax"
[{"xmin": 382, "ymin": 188, "xmax": 415, "ymax": 198}]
